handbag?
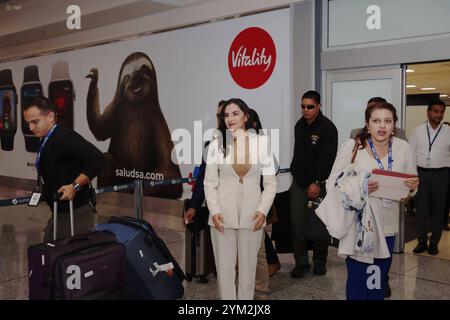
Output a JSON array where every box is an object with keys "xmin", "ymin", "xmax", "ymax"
[
  {"xmin": 302, "ymin": 139, "xmax": 360, "ymax": 247},
  {"xmin": 300, "ymin": 186, "xmax": 339, "ymax": 247}
]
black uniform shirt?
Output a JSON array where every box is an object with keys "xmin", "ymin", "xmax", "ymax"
[
  {"xmin": 38, "ymin": 126, "xmax": 104, "ymax": 213},
  {"xmin": 290, "ymin": 111, "xmax": 338, "ymax": 188}
]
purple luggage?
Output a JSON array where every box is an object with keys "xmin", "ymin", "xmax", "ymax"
[{"xmin": 28, "ymin": 196, "xmax": 125, "ymax": 300}]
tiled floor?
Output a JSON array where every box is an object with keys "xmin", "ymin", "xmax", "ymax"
[{"xmin": 1, "ymin": 189, "xmax": 450, "ymax": 300}]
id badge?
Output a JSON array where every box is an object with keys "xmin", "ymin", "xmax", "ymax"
[
  {"xmin": 426, "ymin": 154, "xmax": 432, "ymax": 167},
  {"xmin": 28, "ymin": 192, "xmax": 42, "ymax": 207},
  {"xmin": 382, "ymin": 199, "xmax": 393, "ymax": 208}
]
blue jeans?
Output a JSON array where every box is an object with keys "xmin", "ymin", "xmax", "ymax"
[{"xmin": 346, "ymin": 236, "xmax": 395, "ymax": 300}]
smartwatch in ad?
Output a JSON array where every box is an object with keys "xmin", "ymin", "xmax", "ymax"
[
  {"xmin": 21, "ymin": 65, "xmax": 43, "ymax": 152},
  {"xmin": 0, "ymin": 69, "xmax": 18, "ymax": 151},
  {"xmin": 48, "ymin": 61, "xmax": 74, "ymax": 129}
]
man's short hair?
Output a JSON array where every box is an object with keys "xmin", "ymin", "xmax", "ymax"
[
  {"xmin": 427, "ymin": 99, "xmax": 446, "ymax": 111},
  {"xmin": 367, "ymin": 97, "xmax": 387, "ymax": 105},
  {"xmin": 301, "ymin": 90, "xmax": 321, "ymax": 104},
  {"xmin": 23, "ymin": 96, "xmax": 56, "ymax": 114}
]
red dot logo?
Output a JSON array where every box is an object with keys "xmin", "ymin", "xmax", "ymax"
[{"xmin": 228, "ymin": 27, "xmax": 276, "ymax": 90}]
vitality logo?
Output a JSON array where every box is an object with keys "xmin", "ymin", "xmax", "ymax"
[{"xmin": 228, "ymin": 27, "xmax": 276, "ymax": 89}]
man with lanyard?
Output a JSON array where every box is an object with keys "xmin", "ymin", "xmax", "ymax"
[
  {"xmin": 289, "ymin": 90, "xmax": 338, "ymax": 278},
  {"xmin": 409, "ymin": 99, "xmax": 450, "ymax": 255},
  {"xmin": 23, "ymin": 96, "xmax": 104, "ymax": 242}
]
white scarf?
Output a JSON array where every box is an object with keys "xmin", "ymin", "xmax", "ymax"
[{"xmin": 316, "ymin": 164, "xmax": 390, "ymax": 264}]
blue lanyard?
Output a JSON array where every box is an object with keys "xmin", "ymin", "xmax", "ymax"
[
  {"xmin": 35, "ymin": 124, "xmax": 58, "ymax": 173},
  {"xmin": 368, "ymin": 137, "xmax": 392, "ymax": 171},
  {"xmin": 426, "ymin": 123, "xmax": 442, "ymax": 154}
]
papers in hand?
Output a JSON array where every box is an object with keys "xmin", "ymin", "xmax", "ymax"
[{"xmin": 369, "ymin": 169, "xmax": 416, "ymax": 201}]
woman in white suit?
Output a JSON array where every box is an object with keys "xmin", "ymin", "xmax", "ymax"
[{"xmin": 204, "ymin": 98, "xmax": 278, "ymax": 300}]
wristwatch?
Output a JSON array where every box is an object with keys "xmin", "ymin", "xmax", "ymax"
[
  {"xmin": 71, "ymin": 182, "xmax": 81, "ymax": 192},
  {"xmin": 49, "ymin": 61, "xmax": 74, "ymax": 129},
  {"xmin": 0, "ymin": 69, "xmax": 18, "ymax": 151},
  {"xmin": 21, "ymin": 65, "xmax": 43, "ymax": 152}
]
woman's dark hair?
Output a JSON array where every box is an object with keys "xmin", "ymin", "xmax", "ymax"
[
  {"xmin": 217, "ymin": 98, "xmax": 251, "ymax": 155},
  {"xmin": 248, "ymin": 108, "xmax": 262, "ymax": 134},
  {"xmin": 217, "ymin": 100, "xmax": 226, "ymax": 109},
  {"xmin": 354, "ymin": 102, "xmax": 398, "ymax": 149},
  {"xmin": 367, "ymin": 97, "xmax": 387, "ymax": 105}
]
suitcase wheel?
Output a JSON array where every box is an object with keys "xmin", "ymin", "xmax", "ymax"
[
  {"xmin": 198, "ymin": 275, "xmax": 208, "ymax": 284},
  {"xmin": 186, "ymin": 273, "xmax": 193, "ymax": 282}
]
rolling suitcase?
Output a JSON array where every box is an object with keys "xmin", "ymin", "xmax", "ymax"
[
  {"xmin": 28, "ymin": 194, "xmax": 125, "ymax": 300},
  {"xmin": 184, "ymin": 225, "xmax": 216, "ymax": 283},
  {"xmin": 96, "ymin": 216, "xmax": 185, "ymax": 300},
  {"xmin": 183, "ymin": 200, "xmax": 216, "ymax": 283}
]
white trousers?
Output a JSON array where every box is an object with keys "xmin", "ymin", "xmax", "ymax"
[{"xmin": 211, "ymin": 227, "xmax": 263, "ymax": 300}]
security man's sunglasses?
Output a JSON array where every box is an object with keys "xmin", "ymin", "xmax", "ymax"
[{"xmin": 301, "ymin": 104, "xmax": 315, "ymax": 110}]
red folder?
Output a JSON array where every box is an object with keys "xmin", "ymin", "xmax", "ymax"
[
  {"xmin": 369, "ymin": 169, "xmax": 416, "ymax": 201},
  {"xmin": 371, "ymin": 169, "xmax": 416, "ymax": 179}
]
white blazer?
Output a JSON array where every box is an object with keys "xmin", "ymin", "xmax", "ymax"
[{"xmin": 204, "ymin": 132, "xmax": 278, "ymax": 229}]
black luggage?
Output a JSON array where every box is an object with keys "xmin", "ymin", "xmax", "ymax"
[
  {"xmin": 96, "ymin": 216, "xmax": 185, "ymax": 300},
  {"xmin": 28, "ymin": 195, "xmax": 125, "ymax": 300}
]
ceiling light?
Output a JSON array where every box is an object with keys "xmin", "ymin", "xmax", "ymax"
[
  {"xmin": 420, "ymin": 87, "xmax": 436, "ymax": 91},
  {"xmin": 406, "ymin": 84, "xmax": 416, "ymax": 88},
  {"xmin": 440, "ymin": 94, "xmax": 448, "ymax": 98},
  {"xmin": 406, "ymin": 69, "xmax": 415, "ymax": 73}
]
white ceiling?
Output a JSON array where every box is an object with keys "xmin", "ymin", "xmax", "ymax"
[
  {"xmin": 0, "ymin": 0, "xmax": 206, "ymax": 48},
  {"xmin": 406, "ymin": 61, "xmax": 450, "ymax": 104}
]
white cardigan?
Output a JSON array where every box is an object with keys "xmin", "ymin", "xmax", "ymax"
[
  {"xmin": 204, "ymin": 132, "xmax": 278, "ymax": 229},
  {"xmin": 317, "ymin": 137, "xmax": 418, "ymax": 263},
  {"xmin": 332, "ymin": 138, "xmax": 418, "ymax": 235}
]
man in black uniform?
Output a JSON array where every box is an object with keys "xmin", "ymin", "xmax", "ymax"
[
  {"xmin": 289, "ymin": 90, "xmax": 338, "ymax": 278},
  {"xmin": 23, "ymin": 96, "xmax": 104, "ymax": 242}
]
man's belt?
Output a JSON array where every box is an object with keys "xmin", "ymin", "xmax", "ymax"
[{"xmin": 417, "ymin": 167, "xmax": 447, "ymax": 172}]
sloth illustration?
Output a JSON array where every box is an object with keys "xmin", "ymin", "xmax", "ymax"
[{"xmin": 86, "ymin": 52, "xmax": 182, "ymax": 199}]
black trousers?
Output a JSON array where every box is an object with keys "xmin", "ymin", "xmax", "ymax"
[
  {"xmin": 289, "ymin": 180, "xmax": 328, "ymax": 267},
  {"xmin": 414, "ymin": 168, "xmax": 448, "ymax": 245},
  {"xmin": 43, "ymin": 204, "xmax": 96, "ymax": 242}
]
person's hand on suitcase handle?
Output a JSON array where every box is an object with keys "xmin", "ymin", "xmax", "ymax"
[
  {"xmin": 184, "ymin": 208, "xmax": 196, "ymax": 225},
  {"xmin": 56, "ymin": 173, "xmax": 91, "ymax": 201},
  {"xmin": 57, "ymin": 184, "xmax": 77, "ymax": 201}
]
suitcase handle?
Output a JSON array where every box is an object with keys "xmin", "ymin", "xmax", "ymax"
[
  {"xmin": 53, "ymin": 192, "xmax": 75, "ymax": 241},
  {"xmin": 61, "ymin": 235, "xmax": 92, "ymax": 246}
]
